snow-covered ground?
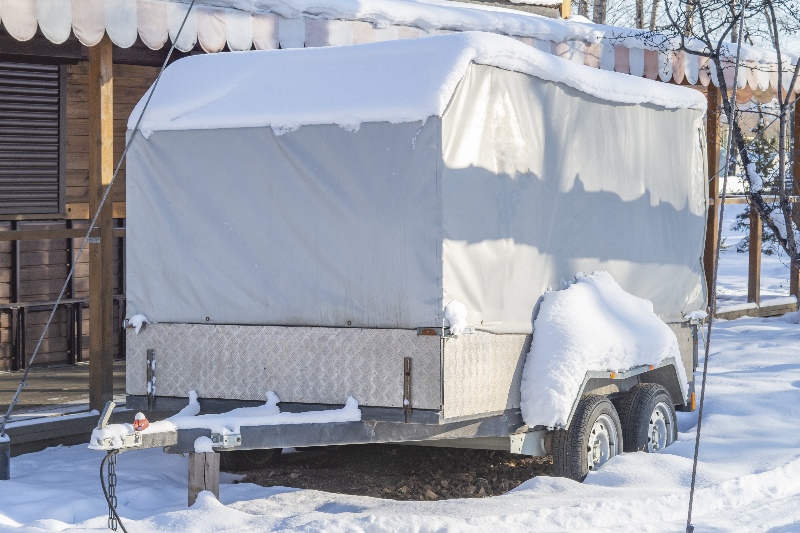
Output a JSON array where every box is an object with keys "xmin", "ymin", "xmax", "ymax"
[
  {"xmin": 717, "ymin": 203, "xmax": 792, "ymax": 307},
  {"xmin": 1, "ymin": 204, "xmax": 799, "ymax": 532}
]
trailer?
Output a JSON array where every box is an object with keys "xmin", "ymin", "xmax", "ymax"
[{"xmin": 92, "ymin": 31, "xmax": 708, "ymax": 485}]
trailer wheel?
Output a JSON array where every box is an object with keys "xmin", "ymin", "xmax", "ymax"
[
  {"xmin": 616, "ymin": 383, "xmax": 677, "ymax": 453},
  {"xmin": 220, "ymin": 449, "xmax": 281, "ymax": 472},
  {"xmin": 552, "ymin": 395, "xmax": 623, "ymax": 481}
]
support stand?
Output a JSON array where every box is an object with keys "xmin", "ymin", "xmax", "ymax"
[{"xmin": 188, "ymin": 452, "xmax": 220, "ymax": 506}]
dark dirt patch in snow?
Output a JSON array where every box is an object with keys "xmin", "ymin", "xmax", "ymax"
[{"xmin": 238, "ymin": 444, "xmax": 553, "ymax": 500}]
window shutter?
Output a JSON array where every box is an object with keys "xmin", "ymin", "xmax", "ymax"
[{"xmin": 0, "ymin": 61, "xmax": 63, "ymax": 215}]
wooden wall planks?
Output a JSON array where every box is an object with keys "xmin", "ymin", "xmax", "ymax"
[{"xmin": 0, "ymin": 58, "xmax": 155, "ymax": 370}]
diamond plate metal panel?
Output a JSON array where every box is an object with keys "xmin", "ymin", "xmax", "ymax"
[
  {"xmin": 442, "ymin": 332, "xmax": 530, "ymax": 420},
  {"xmin": 127, "ymin": 324, "xmax": 441, "ymax": 409}
]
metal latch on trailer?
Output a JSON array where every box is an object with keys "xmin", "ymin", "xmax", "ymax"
[
  {"xmin": 107, "ymin": 432, "xmax": 144, "ymax": 450},
  {"xmin": 416, "ymin": 326, "xmax": 475, "ymax": 336},
  {"xmin": 210, "ymin": 433, "xmax": 241, "ymax": 449}
]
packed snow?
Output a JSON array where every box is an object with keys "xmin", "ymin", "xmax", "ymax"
[
  {"xmin": 193, "ymin": 436, "xmax": 215, "ymax": 453},
  {"xmin": 684, "ymin": 310, "xmax": 708, "ymax": 321},
  {"xmin": 520, "ymin": 271, "xmax": 689, "ymax": 428},
  {"xmin": 783, "ymin": 311, "xmax": 800, "ymax": 324},
  {"xmin": 130, "ymin": 32, "xmax": 705, "ymax": 137},
  {"xmin": 127, "ymin": 314, "xmax": 149, "ymax": 334},
  {"xmin": 716, "ymin": 203, "xmax": 793, "ymax": 309},
  {"xmin": 443, "ymin": 300, "xmax": 468, "ymax": 336},
  {"xmin": 90, "ymin": 392, "xmax": 361, "ymax": 450},
  {"xmin": 716, "ymin": 301, "xmax": 758, "ymax": 314}
]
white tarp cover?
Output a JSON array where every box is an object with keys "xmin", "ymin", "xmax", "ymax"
[
  {"xmin": 126, "ymin": 32, "xmax": 707, "ymax": 333},
  {"xmin": 441, "ymin": 63, "xmax": 707, "ymax": 331}
]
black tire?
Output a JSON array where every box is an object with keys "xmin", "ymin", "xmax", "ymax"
[
  {"xmin": 220, "ymin": 448, "xmax": 281, "ymax": 472},
  {"xmin": 616, "ymin": 383, "xmax": 677, "ymax": 453},
  {"xmin": 553, "ymin": 395, "xmax": 623, "ymax": 481}
]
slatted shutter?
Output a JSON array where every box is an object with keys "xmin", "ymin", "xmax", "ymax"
[{"xmin": 0, "ymin": 61, "xmax": 64, "ymax": 215}]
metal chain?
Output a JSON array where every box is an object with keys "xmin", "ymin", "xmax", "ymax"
[
  {"xmin": 108, "ymin": 451, "xmax": 118, "ymax": 531},
  {"xmin": 685, "ymin": 5, "xmax": 748, "ymax": 532}
]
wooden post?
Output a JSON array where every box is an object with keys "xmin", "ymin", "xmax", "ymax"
[
  {"xmin": 88, "ymin": 35, "xmax": 115, "ymax": 411},
  {"xmin": 0, "ymin": 438, "xmax": 9, "ymax": 481},
  {"xmin": 704, "ymin": 87, "xmax": 721, "ymax": 305},
  {"xmin": 188, "ymin": 452, "xmax": 220, "ymax": 506},
  {"xmin": 560, "ymin": 0, "xmax": 572, "ymax": 18},
  {"xmin": 748, "ymin": 207, "xmax": 761, "ymax": 304},
  {"xmin": 791, "ymin": 101, "xmax": 800, "ymax": 299}
]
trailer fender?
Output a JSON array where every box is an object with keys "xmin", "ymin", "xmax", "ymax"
[{"xmin": 562, "ymin": 357, "xmax": 689, "ymax": 430}]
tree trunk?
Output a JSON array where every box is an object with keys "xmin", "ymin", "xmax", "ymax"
[
  {"xmin": 649, "ymin": 0, "xmax": 660, "ymax": 30},
  {"xmin": 579, "ymin": 0, "xmax": 589, "ymax": 17},
  {"xmin": 683, "ymin": 0, "xmax": 695, "ymax": 36},
  {"xmin": 636, "ymin": 0, "xmax": 644, "ymax": 29},
  {"xmin": 592, "ymin": 0, "xmax": 606, "ymax": 24}
]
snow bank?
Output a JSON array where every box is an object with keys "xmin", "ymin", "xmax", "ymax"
[
  {"xmin": 130, "ymin": 32, "xmax": 705, "ymax": 137},
  {"xmin": 89, "ymin": 392, "xmax": 361, "ymax": 450},
  {"xmin": 521, "ymin": 272, "xmax": 688, "ymax": 428}
]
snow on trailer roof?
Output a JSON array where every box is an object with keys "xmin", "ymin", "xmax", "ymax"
[{"xmin": 130, "ymin": 31, "xmax": 706, "ymax": 137}]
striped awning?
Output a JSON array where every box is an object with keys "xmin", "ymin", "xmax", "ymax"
[{"xmin": 0, "ymin": 0, "xmax": 796, "ymax": 103}]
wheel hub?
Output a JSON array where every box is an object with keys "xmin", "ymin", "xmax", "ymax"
[
  {"xmin": 647, "ymin": 401, "xmax": 674, "ymax": 452},
  {"xmin": 587, "ymin": 414, "xmax": 617, "ymax": 470}
]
